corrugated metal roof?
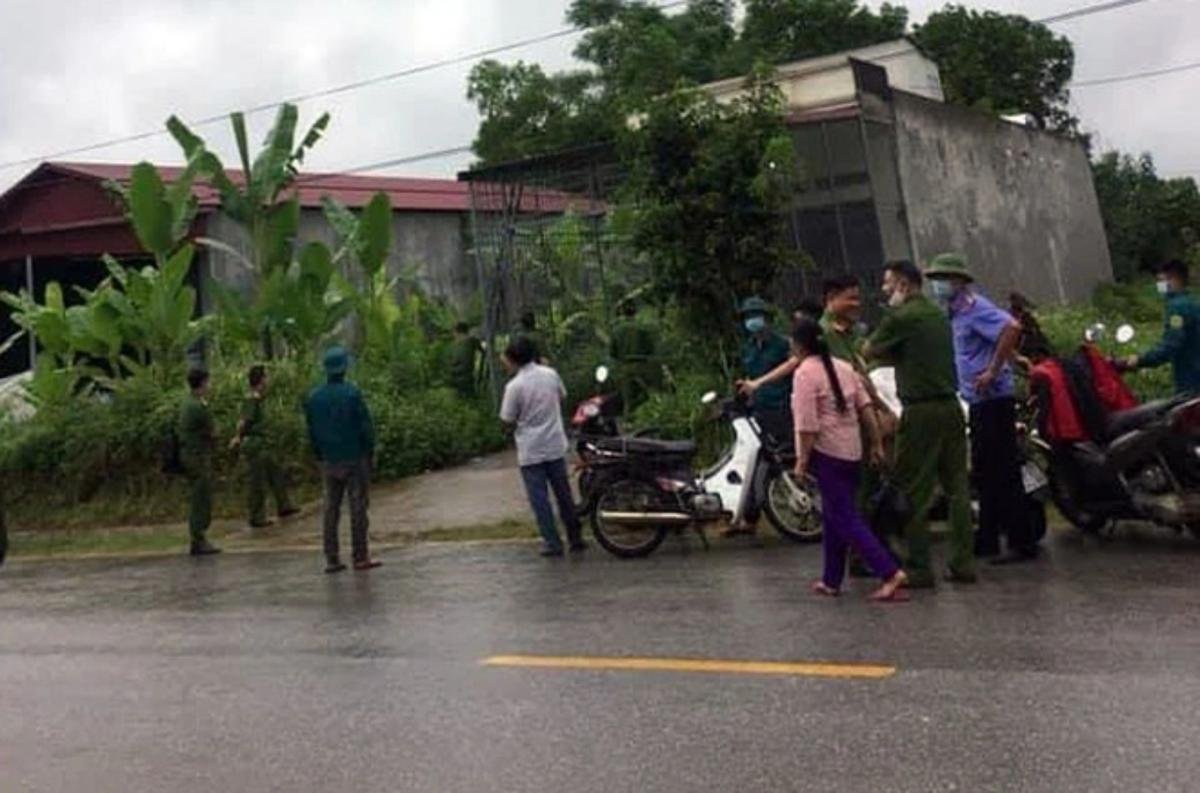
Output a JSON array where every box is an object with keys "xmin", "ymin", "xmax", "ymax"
[{"xmin": 47, "ymin": 161, "xmax": 474, "ymax": 213}]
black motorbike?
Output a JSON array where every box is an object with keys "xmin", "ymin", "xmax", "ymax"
[{"xmin": 1030, "ymin": 325, "xmax": 1200, "ymax": 537}]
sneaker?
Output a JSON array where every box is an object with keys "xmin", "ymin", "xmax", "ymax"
[
  {"xmin": 353, "ymin": 559, "xmax": 383, "ymax": 571},
  {"xmin": 325, "ymin": 559, "xmax": 348, "ymax": 574},
  {"xmin": 189, "ymin": 540, "xmax": 222, "ymax": 557}
]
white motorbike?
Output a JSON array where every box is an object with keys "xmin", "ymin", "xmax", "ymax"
[{"xmin": 587, "ymin": 388, "xmax": 822, "ymax": 558}]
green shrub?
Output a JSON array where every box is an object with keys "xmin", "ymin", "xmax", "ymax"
[{"xmin": 0, "ymin": 356, "xmax": 506, "ymax": 530}]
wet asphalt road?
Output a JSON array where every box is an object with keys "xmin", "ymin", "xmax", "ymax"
[{"xmin": 2, "ymin": 528, "xmax": 1200, "ymax": 793}]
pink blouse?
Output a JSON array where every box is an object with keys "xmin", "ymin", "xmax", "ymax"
[{"xmin": 791, "ymin": 356, "xmax": 870, "ymax": 462}]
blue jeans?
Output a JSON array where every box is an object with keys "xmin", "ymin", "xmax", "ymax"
[{"xmin": 520, "ymin": 458, "xmax": 584, "ymax": 551}]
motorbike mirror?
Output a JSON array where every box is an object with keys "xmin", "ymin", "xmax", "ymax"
[
  {"xmin": 701, "ymin": 391, "xmax": 718, "ymax": 405},
  {"xmin": 1116, "ymin": 324, "xmax": 1136, "ymax": 344},
  {"xmin": 595, "ymin": 365, "xmax": 610, "ymax": 384},
  {"xmin": 1084, "ymin": 323, "xmax": 1106, "ymax": 343}
]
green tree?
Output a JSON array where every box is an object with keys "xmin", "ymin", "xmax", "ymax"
[
  {"xmin": 914, "ymin": 5, "xmax": 1078, "ymax": 134},
  {"xmin": 735, "ymin": 0, "xmax": 907, "ymax": 67},
  {"xmin": 1092, "ymin": 151, "xmax": 1200, "ymax": 281},
  {"xmin": 621, "ymin": 69, "xmax": 798, "ymax": 351}
]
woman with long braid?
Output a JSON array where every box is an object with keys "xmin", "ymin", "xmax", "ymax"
[{"xmin": 790, "ymin": 318, "xmax": 908, "ymax": 602}]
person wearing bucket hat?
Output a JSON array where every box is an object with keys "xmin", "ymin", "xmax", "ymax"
[
  {"xmin": 926, "ymin": 253, "xmax": 1038, "ymax": 565},
  {"xmin": 304, "ymin": 345, "xmax": 381, "ymax": 574},
  {"xmin": 731, "ymin": 296, "xmax": 794, "ymax": 535}
]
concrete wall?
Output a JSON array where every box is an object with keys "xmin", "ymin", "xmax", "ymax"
[
  {"xmin": 200, "ymin": 209, "xmax": 479, "ymax": 312},
  {"xmin": 706, "ymin": 39, "xmax": 943, "ymax": 112},
  {"xmin": 892, "ymin": 91, "xmax": 1113, "ymax": 305}
]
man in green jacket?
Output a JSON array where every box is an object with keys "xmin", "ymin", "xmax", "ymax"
[
  {"xmin": 179, "ymin": 368, "xmax": 221, "ymax": 556},
  {"xmin": 231, "ymin": 364, "xmax": 298, "ymax": 529},
  {"xmin": 864, "ymin": 260, "xmax": 975, "ymax": 589},
  {"xmin": 305, "ymin": 345, "xmax": 380, "ymax": 574},
  {"xmin": 1121, "ymin": 259, "xmax": 1200, "ymax": 395}
]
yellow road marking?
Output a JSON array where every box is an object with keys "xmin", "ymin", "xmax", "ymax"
[{"xmin": 481, "ymin": 654, "xmax": 896, "ymax": 680}]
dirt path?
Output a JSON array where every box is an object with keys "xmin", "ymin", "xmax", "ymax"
[{"xmin": 232, "ymin": 449, "xmax": 534, "ymax": 547}]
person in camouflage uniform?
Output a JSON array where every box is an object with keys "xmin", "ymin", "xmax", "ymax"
[
  {"xmin": 179, "ymin": 368, "xmax": 221, "ymax": 556},
  {"xmin": 231, "ymin": 365, "xmax": 298, "ymax": 529},
  {"xmin": 609, "ymin": 299, "xmax": 660, "ymax": 414}
]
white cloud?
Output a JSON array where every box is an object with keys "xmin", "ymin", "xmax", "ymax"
[{"xmin": 0, "ymin": 0, "xmax": 1195, "ymax": 193}]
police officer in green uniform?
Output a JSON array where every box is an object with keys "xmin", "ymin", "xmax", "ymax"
[
  {"xmin": 179, "ymin": 368, "xmax": 221, "ymax": 556},
  {"xmin": 609, "ymin": 299, "xmax": 660, "ymax": 413},
  {"xmin": 231, "ymin": 365, "xmax": 298, "ymax": 529},
  {"xmin": 449, "ymin": 322, "xmax": 484, "ymax": 400},
  {"xmin": 864, "ymin": 260, "xmax": 975, "ymax": 589},
  {"xmin": 1122, "ymin": 259, "xmax": 1200, "ymax": 395},
  {"xmin": 732, "ymin": 296, "xmax": 794, "ymax": 534}
]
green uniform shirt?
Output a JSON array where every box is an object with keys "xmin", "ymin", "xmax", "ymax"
[
  {"xmin": 1139, "ymin": 291, "xmax": 1200, "ymax": 394},
  {"xmin": 610, "ymin": 318, "xmax": 657, "ymax": 362},
  {"xmin": 820, "ymin": 312, "xmax": 866, "ymax": 372},
  {"xmin": 178, "ymin": 395, "xmax": 215, "ymax": 461},
  {"xmin": 742, "ymin": 331, "xmax": 793, "ymax": 410},
  {"xmin": 867, "ymin": 294, "xmax": 958, "ymax": 405},
  {"xmin": 240, "ymin": 394, "xmax": 266, "ymax": 440},
  {"xmin": 450, "ymin": 336, "xmax": 481, "ymax": 395}
]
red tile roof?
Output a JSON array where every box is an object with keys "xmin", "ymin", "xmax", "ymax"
[{"xmin": 48, "ymin": 161, "xmax": 474, "ymax": 213}]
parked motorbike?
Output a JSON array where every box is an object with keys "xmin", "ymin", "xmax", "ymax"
[
  {"xmin": 1031, "ymin": 323, "xmax": 1200, "ymax": 537},
  {"xmin": 586, "ymin": 389, "xmax": 823, "ymax": 558},
  {"xmin": 570, "ymin": 366, "xmax": 624, "ymax": 518}
]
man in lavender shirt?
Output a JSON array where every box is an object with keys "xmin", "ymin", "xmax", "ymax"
[{"xmin": 926, "ymin": 253, "xmax": 1039, "ymax": 564}]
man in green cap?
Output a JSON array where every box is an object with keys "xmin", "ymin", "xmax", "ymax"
[
  {"xmin": 864, "ymin": 260, "xmax": 975, "ymax": 588},
  {"xmin": 926, "ymin": 252, "xmax": 1036, "ymax": 564},
  {"xmin": 1120, "ymin": 259, "xmax": 1200, "ymax": 395},
  {"xmin": 179, "ymin": 368, "xmax": 221, "ymax": 556},
  {"xmin": 230, "ymin": 364, "xmax": 299, "ymax": 529},
  {"xmin": 305, "ymin": 345, "xmax": 381, "ymax": 574},
  {"xmin": 609, "ymin": 298, "xmax": 660, "ymax": 413},
  {"xmin": 732, "ymin": 295, "xmax": 793, "ymax": 534}
]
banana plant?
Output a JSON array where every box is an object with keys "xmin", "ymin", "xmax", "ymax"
[
  {"xmin": 168, "ymin": 103, "xmax": 329, "ymax": 278},
  {"xmin": 322, "ymin": 192, "xmax": 400, "ymax": 357}
]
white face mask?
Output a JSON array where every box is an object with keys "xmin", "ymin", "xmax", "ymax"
[{"xmin": 1156, "ymin": 279, "xmax": 1171, "ymax": 296}]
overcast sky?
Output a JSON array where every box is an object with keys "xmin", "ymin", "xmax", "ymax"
[{"xmin": 0, "ymin": 0, "xmax": 1196, "ymax": 193}]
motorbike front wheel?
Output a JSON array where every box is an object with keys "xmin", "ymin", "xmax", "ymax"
[
  {"xmin": 1047, "ymin": 466, "xmax": 1108, "ymax": 535},
  {"xmin": 764, "ymin": 469, "xmax": 823, "ymax": 543},
  {"xmin": 591, "ymin": 479, "xmax": 671, "ymax": 559}
]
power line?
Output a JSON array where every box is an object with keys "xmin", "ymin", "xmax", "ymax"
[
  {"xmin": 292, "ymin": 146, "xmax": 474, "ymax": 188},
  {"xmin": 0, "ymin": 1, "xmax": 687, "ymax": 173},
  {"xmin": 1073, "ymin": 58, "xmax": 1200, "ymax": 87},
  {"xmin": 1037, "ymin": 0, "xmax": 1156, "ymax": 24}
]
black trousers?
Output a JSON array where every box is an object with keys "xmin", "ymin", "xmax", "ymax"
[
  {"xmin": 969, "ymin": 397, "xmax": 1034, "ymax": 554},
  {"xmin": 746, "ymin": 406, "xmax": 793, "ymax": 524}
]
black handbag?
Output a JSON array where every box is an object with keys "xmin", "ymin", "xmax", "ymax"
[{"xmin": 867, "ymin": 477, "xmax": 911, "ymax": 539}]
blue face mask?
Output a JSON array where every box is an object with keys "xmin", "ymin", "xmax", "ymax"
[
  {"xmin": 744, "ymin": 316, "xmax": 767, "ymax": 334},
  {"xmin": 929, "ymin": 279, "xmax": 955, "ymax": 304}
]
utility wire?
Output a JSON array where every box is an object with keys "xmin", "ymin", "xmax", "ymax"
[
  {"xmin": 1037, "ymin": 0, "xmax": 1156, "ymax": 24},
  {"xmin": 0, "ymin": 1, "xmax": 686, "ymax": 173},
  {"xmin": 1073, "ymin": 58, "xmax": 1200, "ymax": 87}
]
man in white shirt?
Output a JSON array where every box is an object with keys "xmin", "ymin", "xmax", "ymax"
[{"xmin": 500, "ymin": 336, "xmax": 586, "ymax": 557}]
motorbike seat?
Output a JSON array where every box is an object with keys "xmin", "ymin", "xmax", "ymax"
[
  {"xmin": 595, "ymin": 436, "xmax": 697, "ymax": 456},
  {"xmin": 1105, "ymin": 399, "xmax": 1179, "ymax": 440}
]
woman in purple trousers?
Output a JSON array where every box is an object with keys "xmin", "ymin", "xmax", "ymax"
[{"xmin": 790, "ymin": 318, "xmax": 908, "ymax": 602}]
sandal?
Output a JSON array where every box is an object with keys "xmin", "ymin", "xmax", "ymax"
[
  {"xmin": 811, "ymin": 581, "xmax": 840, "ymax": 597},
  {"xmin": 869, "ymin": 571, "xmax": 911, "ymax": 603}
]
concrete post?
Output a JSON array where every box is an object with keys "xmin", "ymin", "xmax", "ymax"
[{"xmin": 24, "ymin": 254, "xmax": 35, "ymax": 368}]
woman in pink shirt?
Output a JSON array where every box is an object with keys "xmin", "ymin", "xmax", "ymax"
[{"xmin": 790, "ymin": 318, "xmax": 908, "ymax": 602}]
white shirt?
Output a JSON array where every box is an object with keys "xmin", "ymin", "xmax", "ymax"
[{"xmin": 500, "ymin": 363, "xmax": 569, "ymax": 467}]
